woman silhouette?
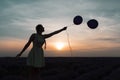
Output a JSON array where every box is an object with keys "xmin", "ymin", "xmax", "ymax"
[{"xmin": 16, "ymin": 24, "xmax": 67, "ymax": 79}]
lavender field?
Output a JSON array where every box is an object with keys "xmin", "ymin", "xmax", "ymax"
[{"xmin": 0, "ymin": 57, "xmax": 120, "ymax": 80}]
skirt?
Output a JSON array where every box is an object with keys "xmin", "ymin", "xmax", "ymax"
[{"xmin": 27, "ymin": 47, "xmax": 45, "ymax": 68}]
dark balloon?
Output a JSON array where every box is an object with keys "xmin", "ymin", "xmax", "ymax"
[
  {"xmin": 87, "ymin": 19, "xmax": 98, "ymax": 29},
  {"xmin": 73, "ymin": 15, "xmax": 83, "ymax": 25}
]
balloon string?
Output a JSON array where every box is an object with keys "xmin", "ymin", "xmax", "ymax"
[
  {"xmin": 66, "ymin": 30, "xmax": 73, "ymax": 57},
  {"xmin": 66, "ymin": 24, "xmax": 74, "ymax": 27}
]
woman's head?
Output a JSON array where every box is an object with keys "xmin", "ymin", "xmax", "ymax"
[{"xmin": 36, "ymin": 24, "xmax": 44, "ymax": 33}]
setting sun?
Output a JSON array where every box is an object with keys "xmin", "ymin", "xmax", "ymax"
[{"xmin": 55, "ymin": 42, "xmax": 65, "ymax": 50}]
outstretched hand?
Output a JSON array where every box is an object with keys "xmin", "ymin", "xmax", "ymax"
[
  {"xmin": 16, "ymin": 53, "xmax": 21, "ymax": 59},
  {"xmin": 62, "ymin": 27, "xmax": 67, "ymax": 30}
]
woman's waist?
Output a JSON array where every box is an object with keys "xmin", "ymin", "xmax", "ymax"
[
  {"xmin": 33, "ymin": 44, "xmax": 43, "ymax": 47},
  {"xmin": 32, "ymin": 46, "xmax": 44, "ymax": 49}
]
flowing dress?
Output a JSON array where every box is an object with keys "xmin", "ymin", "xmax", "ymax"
[{"xmin": 27, "ymin": 34, "xmax": 45, "ymax": 68}]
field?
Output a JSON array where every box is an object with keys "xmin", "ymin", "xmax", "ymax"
[{"xmin": 0, "ymin": 57, "xmax": 120, "ymax": 80}]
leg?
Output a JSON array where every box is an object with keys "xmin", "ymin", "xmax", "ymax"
[
  {"xmin": 27, "ymin": 66, "xmax": 37, "ymax": 80},
  {"xmin": 33, "ymin": 67, "xmax": 42, "ymax": 80},
  {"xmin": 28, "ymin": 67, "xmax": 42, "ymax": 80},
  {"xmin": 27, "ymin": 66, "xmax": 33, "ymax": 80}
]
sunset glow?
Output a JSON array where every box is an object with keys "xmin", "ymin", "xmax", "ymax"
[{"xmin": 55, "ymin": 42, "xmax": 65, "ymax": 50}]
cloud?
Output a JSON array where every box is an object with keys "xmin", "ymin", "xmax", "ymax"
[
  {"xmin": 0, "ymin": 0, "xmax": 120, "ymax": 38},
  {"xmin": 93, "ymin": 37, "xmax": 120, "ymax": 43}
]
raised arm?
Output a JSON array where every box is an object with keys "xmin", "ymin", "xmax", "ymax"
[
  {"xmin": 44, "ymin": 27, "xmax": 67, "ymax": 38},
  {"xmin": 16, "ymin": 34, "xmax": 35, "ymax": 57}
]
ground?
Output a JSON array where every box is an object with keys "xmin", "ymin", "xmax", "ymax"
[{"xmin": 0, "ymin": 57, "xmax": 120, "ymax": 80}]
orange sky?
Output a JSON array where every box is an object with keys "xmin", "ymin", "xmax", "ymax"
[{"xmin": 0, "ymin": 35, "xmax": 120, "ymax": 57}]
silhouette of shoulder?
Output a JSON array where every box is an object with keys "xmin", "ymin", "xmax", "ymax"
[{"xmin": 29, "ymin": 33, "xmax": 36, "ymax": 41}]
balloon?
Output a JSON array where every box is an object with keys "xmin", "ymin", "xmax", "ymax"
[
  {"xmin": 73, "ymin": 15, "xmax": 83, "ymax": 25},
  {"xmin": 87, "ymin": 19, "xmax": 98, "ymax": 29}
]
